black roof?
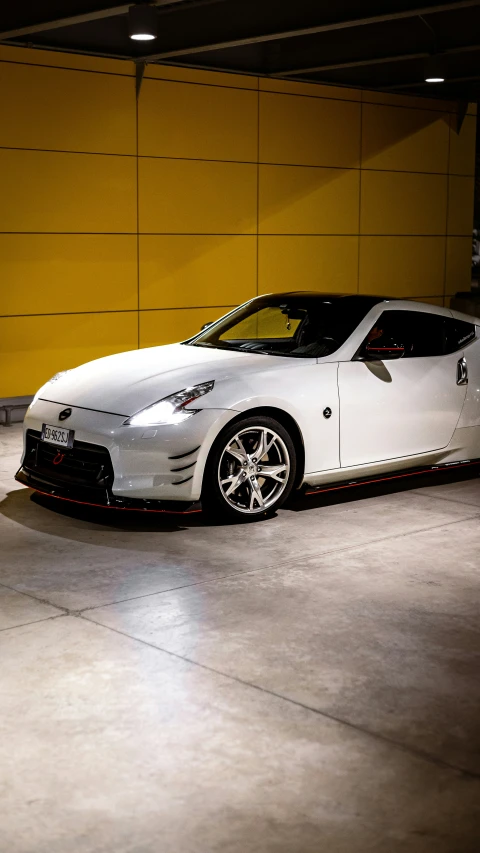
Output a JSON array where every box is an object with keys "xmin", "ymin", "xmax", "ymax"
[{"xmin": 257, "ymin": 292, "xmax": 390, "ymax": 303}]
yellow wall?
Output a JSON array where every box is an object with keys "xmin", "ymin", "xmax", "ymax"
[{"xmin": 0, "ymin": 45, "xmax": 476, "ymax": 396}]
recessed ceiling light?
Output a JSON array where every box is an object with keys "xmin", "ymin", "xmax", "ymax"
[{"xmin": 129, "ymin": 3, "xmax": 157, "ymax": 41}]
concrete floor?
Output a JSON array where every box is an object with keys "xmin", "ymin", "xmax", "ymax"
[{"xmin": 1, "ymin": 424, "xmax": 480, "ymax": 853}]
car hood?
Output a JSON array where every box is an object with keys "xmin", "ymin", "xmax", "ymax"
[{"xmin": 37, "ymin": 343, "xmax": 280, "ymax": 416}]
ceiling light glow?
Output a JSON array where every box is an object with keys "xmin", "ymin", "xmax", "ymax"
[
  {"xmin": 424, "ymin": 54, "xmax": 445, "ymax": 84},
  {"xmin": 129, "ymin": 3, "xmax": 157, "ymax": 41}
]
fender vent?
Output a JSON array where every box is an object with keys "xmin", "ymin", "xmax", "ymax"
[{"xmin": 168, "ymin": 445, "xmax": 200, "ymax": 460}]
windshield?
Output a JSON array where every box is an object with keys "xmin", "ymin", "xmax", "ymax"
[{"xmin": 186, "ymin": 294, "xmax": 384, "ymax": 358}]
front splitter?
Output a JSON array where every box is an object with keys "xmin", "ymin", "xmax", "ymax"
[{"xmin": 15, "ymin": 466, "xmax": 202, "ymax": 514}]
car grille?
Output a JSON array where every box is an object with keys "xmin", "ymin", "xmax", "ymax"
[{"xmin": 24, "ymin": 430, "xmax": 113, "ymax": 491}]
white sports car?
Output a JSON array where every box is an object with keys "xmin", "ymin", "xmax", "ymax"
[{"xmin": 17, "ymin": 293, "xmax": 480, "ymax": 520}]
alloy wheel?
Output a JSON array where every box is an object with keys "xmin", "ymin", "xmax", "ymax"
[{"xmin": 218, "ymin": 426, "xmax": 290, "ymax": 514}]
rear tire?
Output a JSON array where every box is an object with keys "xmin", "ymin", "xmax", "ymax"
[{"xmin": 202, "ymin": 415, "xmax": 297, "ymax": 521}]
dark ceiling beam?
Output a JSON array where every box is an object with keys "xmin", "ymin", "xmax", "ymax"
[
  {"xmin": 275, "ymin": 42, "xmax": 480, "ymax": 77},
  {"xmin": 0, "ymin": 0, "xmax": 188, "ymax": 41},
  {"xmin": 276, "ymin": 53, "xmax": 427, "ymax": 76},
  {"xmin": 139, "ymin": 0, "xmax": 480, "ymax": 61},
  {"xmin": 0, "ymin": 6, "xmax": 130, "ymax": 40}
]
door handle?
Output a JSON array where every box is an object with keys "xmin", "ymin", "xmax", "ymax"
[{"xmin": 457, "ymin": 357, "xmax": 468, "ymax": 386}]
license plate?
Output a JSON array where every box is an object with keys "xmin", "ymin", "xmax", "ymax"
[{"xmin": 41, "ymin": 423, "xmax": 74, "ymax": 448}]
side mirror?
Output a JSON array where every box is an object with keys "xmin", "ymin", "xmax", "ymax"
[
  {"xmin": 365, "ymin": 343, "xmax": 405, "ymax": 360},
  {"xmin": 200, "ymin": 321, "xmax": 212, "ymax": 331}
]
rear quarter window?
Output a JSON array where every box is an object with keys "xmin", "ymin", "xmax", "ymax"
[{"xmin": 444, "ymin": 318, "xmax": 476, "ymax": 354}]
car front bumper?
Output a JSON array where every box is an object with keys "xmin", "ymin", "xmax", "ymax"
[{"xmin": 16, "ymin": 398, "xmax": 236, "ymax": 504}]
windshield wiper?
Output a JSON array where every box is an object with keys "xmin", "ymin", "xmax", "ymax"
[
  {"xmin": 189, "ymin": 342, "xmax": 246, "ymax": 353},
  {"xmin": 188, "ymin": 341, "xmax": 294, "ymax": 356},
  {"xmin": 253, "ymin": 350, "xmax": 295, "ymax": 357}
]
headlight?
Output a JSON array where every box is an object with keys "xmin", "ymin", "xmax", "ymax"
[
  {"xmin": 124, "ymin": 381, "xmax": 215, "ymax": 427},
  {"xmin": 30, "ymin": 370, "xmax": 71, "ymax": 406}
]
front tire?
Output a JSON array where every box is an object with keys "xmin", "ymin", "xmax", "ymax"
[{"xmin": 203, "ymin": 415, "xmax": 297, "ymax": 521}]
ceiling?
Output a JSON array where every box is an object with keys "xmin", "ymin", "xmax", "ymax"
[{"xmin": 1, "ymin": 0, "xmax": 480, "ymax": 102}]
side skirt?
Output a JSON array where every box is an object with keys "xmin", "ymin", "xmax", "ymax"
[{"xmin": 303, "ymin": 458, "xmax": 480, "ymax": 498}]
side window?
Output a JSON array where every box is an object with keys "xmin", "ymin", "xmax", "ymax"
[
  {"xmin": 363, "ymin": 311, "xmax": 409, "ymax": 353},
  {"xmin": 362, "ymin": 311, "xmax": 452, "ymax": 358},
  {"xmin": 444, "ymin": 318, "xmax": 476, "ymax": 354},
  {"xmin": 362, "ymin": 310, "xmax": 446, "ymax": 358},
  {"xmin": 407, "ymin": 312, "xmax": 445, "ymax": 357}
]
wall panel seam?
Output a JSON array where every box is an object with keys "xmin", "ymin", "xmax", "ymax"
[
  {"xmin": 144, "ymin": 73, "xmax": 260, "ymax": 93},
  {"xmin": 1, "ymin": 147, "xmax": 472, "ymax": 177},
  {"xmin": 0, "ymin": 307, "xmax": 236, "ymax": 320},
  {"xmin": 357, "ymin": 98, "xmax": 363, "ymax": 293},
  {"xmin": 0, "ymin": 145, "xmax": 136, "ymax": 158},
  {"xmin": 0, "ymin": 232, "xmax": 471, "ymax": 237},
  {"xmin": 0, "ymin": 310, "xmax": 139, "ymax": 319},
  {"xmin": 261, "ymin": 85, "xmax": 458, "ymax": 114},
  {"xmin": 0, "ymin": 231, "xmax": 139, "ymax": 235},
  {"xmin": 258, "ymin": 233, "xmax": 462, "ymax": 237},
  {"xmin": 0, "ymin": 300, "xmax": 452, "ymax": 321},
  {"xmin": 256, "ymin": 79, "xmax": 260, "ymax": 297},
  {"xmin": 136, "ymin": 83, "xmax": 140, "ymax": 350},
  {"xmin": 443, "ymin": 126, "xmax": 452, "ymax": 307},
  {"xmin": 141, "ymin": 306, "xmax": 236, "ymax": 312},
  {"xmin": 0, "ymin": 58, "xmax": 134, "ymax": 78},
  {"xmin": 140, "ymin": 154, "xmax": 258, "ymax": 164}
]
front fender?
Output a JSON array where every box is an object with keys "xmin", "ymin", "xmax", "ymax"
[
  {"xmin": 190, "ymin": 408, "xmax": 241, "ymax": 499},
  {"xmin": 192, "ymin": 397, "xmax": 306, "ymax": 499}
]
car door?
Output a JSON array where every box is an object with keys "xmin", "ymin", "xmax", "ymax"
[{"xmin": 338, "ymin": 308, "xmax": 469, "ymax": 468}]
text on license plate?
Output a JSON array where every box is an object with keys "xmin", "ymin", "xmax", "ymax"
[{"xmin": 41, "ymin": 423, "xmax": 74, "ymax": 448}]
